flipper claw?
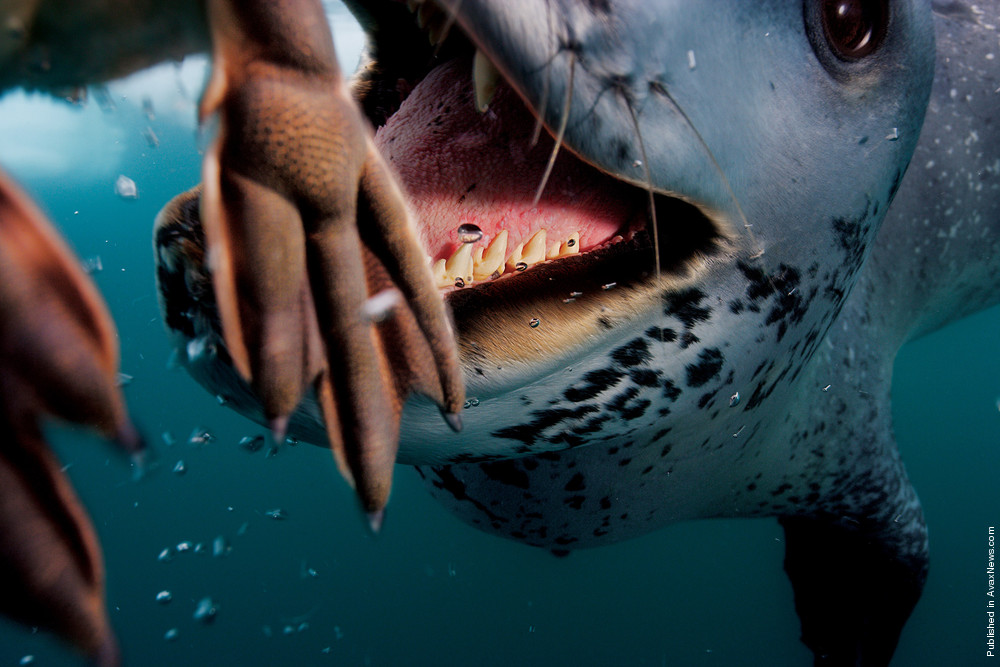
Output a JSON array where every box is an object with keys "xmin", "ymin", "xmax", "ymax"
[
  {"xmin": 366, "ymin": 509, "xmax": 386, "ymax": 535},
  {"xmin": 442, "ymin": 410, "xmax": 463, "ymax": 433}
]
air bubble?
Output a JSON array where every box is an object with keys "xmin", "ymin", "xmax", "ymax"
[
  {"xmin": 528, "ymin": 317, "xmax": 540, "ymax": 328},
  {"xmin": 454, "ymin": 277, "xmax": 465, "ymax": 288},
  {"xmin": 361, "ymin": 288, "xmax": 402, "ymax": 322},
  {"xmin": 164, "ymin": 628, "xmax": 179, "ymax": 642},
  {"xmin": 212, "ymin": 535, "xmax": 231, "ymax": 557},
  {"xmin": 81, "ymin": 255, "xmax": 103, "ymax": 274},
  {"xmin": 463, "ymin": 397, "xmax": 481, "ymax": 409},
  {"xmin": 601, "ymin": 282, "xmax": 617, "ymax": 290},
  {"xmin": 186, "ymin": 336, "xmax": 217, "ymax": 362},
  {"xmin": 729, "ymin": 392, "xmax": 740, "ymax": 408},
  {"xmin": 515, "ymin": 261, "xmax": 527, "ymax": 271},
  {"xmin": 188, "ymin": 427, "xmax": 214, "ymax": 446},
  {"xmin": 156, "ymin": 590, "xmax": 172, "ymax": 604},
  {"xmin": 176, "ymin": 541, "xmax": 193, "ymax": 553},
  {"xmin": 157, "ymin": 548, "xmax": 174, "ymax": 562},
  {"xmin": 143, "ymin": 126, "xmax": 160, "ymax": 148},
  {"xmin": 265, "ymin": 508, "xmax": 288, "ymax": 520},
  {"xmin": 193, "ymin": 597, "xmax": 218, "ymax": 624},
  {"xmin": 173, "ymin": 460, "xmax": 186, "ymax": 475},
  {"xmin": 456, "ymin": 223, "xmax": 483, "ymax": 243},
  {"xmin": 115, "ymin": 174, "xmax": 138, "ymax": 200},
  {"xmin": 239, "ymin": 435, "xmax": 265, "ymax": 453}
]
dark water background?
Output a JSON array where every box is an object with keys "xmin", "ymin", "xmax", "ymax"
[{"xmin": 0, "ymin": 5, "xmax": 998, "ymax": 665}]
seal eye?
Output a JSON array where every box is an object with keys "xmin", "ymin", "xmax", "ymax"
[{"xmin": 821, "ymin": 0, "xmax": 889, "ymax": 59}]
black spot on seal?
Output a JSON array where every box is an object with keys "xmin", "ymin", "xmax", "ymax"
[{"xmin": 685, "ymin": 348, "xmax": 724, "ymax": 387}]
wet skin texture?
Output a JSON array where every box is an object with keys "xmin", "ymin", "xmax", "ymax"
[{"xmin": 157, "ymin": 1, "xmax": 1000, "ymax": 664}]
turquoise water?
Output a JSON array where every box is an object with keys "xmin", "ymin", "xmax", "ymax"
[{"xmin": 0, "ymin": 7, "xmax": 998, "ymax": 666}]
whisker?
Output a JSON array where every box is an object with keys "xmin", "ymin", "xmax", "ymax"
[
  {"xmin": 532, "ymin": 50, "xmax": 576, "ymax": 206},
  {"xmin": 622, "ymin": 95, "xmax": 661, "ymax": 282},
  {"xmin": 531, "ymin": 0, "xmax": 557, "ymax": 147},
  {"xmin": 648, "ymin": 80, "xmax": 763, "ymax": 261}
]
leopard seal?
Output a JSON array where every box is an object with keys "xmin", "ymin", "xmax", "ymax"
[{"xmin": 154, "ymin": 0, "xmax": 1000, "ymax": 662}]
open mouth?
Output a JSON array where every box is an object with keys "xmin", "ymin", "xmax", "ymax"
[{"xmin": 354, "ymin": 0, "xmax": 726, "ymax": 298}]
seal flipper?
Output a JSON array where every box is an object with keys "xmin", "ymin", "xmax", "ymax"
[
  {"xmin": 198, "ymin": 0, "xmax": 464, "ymax": 514},
  {"xmin": 780, "ymin": 504, "xmax": 928, "ymax": 666}
]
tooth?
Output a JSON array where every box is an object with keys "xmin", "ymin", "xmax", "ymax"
[
  {"xmin": 417, "ymin": 1, "xmax": 434, "ymax": 28},
  {"xmin": 560, "ymin": 231, "xmax": 581, "ymax": 256},
  {"xmin": 472, "ymin": 246, "xmax": 484, "ymax": 264},
  {"xmin": 547, "ymin": 240, "xmax": 561, "ymax": 260},
  {"xmin": 473, "ymin": 49, "xmax": 500, "ymax": 113},
  {"xmin": 428, "ymin": 14, "xmax": 448, "ymax": 46},
  {"xmin": 445, "ymin": 242, "xmax": 474, "ymax": 283},
  {"xmin": 432, "ymin": 258, "xmax": 451, "ymax": 288},
  {"xmin": 474, "ymin": 230, "xmax": 507, "ymax": 280},
  {"xmin": 505, "ymin": 241, "xmax": 524, "ymax": 272},
  {"xmin": 521, "ymin": 229, "xmax": 547, "ymax": 266}
]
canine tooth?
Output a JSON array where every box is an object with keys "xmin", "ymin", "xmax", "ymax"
[
  {"xmin": 417, "ymin": 2, "xmax": 434, "ymax": 28},
  {"xmin": 521, "ymin": 229, "xmax": 547, "ymax": 265},
  {"xmin": 445, "ymin": 242, "xmax": 474, "ymax": 282},
  {"xmin": 432, "ymin": 258, "xmax": 451, "ymax": 289},
  {"xmin": 547, "ymin": 241, "xmax": 561, "ymax": 259},
  {"xmin": 473, "ymin": 49, "xmax": 500, "ymax": 112},
  {"xmin": 428, "ymin": 15, "xmax": 449, "ymax": 46},
  {"xmin": 474, "ymin": 230, "xmax": 507, "ymax": 280}
]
